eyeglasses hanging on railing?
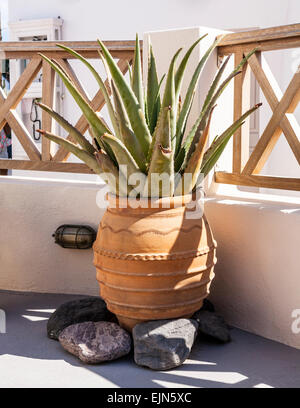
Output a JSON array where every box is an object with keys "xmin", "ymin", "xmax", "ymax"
[{"xmin": 30, "ymin": 98, "xmax": 41, "ymax": 141}]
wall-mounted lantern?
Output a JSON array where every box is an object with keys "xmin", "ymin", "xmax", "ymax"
[{"xmin": 52, "ymin": 225, "xmax": 96, "ymax": 249}]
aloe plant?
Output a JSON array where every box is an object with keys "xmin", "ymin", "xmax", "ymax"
[{"xmin": 38, "ymin": 36, "xmax": 261, "ymax": 197}]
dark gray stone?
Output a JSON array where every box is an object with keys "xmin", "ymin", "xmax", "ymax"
[
  {"xmin": 47, "ymin": 297, "xmax": 116, "ymax": 340},
  {"xmin": 59, "ymin": 321, "xmax": 131, "ymax": 364},
  {"xmin": 133, "ymin": 319, "xmax": 198, "ymax": 371},
  {"xmin": 200, "ymin": 299, "xmax": 215, "ymax": 312},
  {"xmin": 193, "ymin": 310, "xmax": 231, "ymax": 343}
]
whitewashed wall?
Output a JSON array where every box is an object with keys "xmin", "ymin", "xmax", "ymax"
[
  {"xmin": 206, "ymin": 193, "xmax": 300, "ymax": 350},
  {"xmin": 0, "ymin": 176, "xmax": 105, "ymax": 295}
]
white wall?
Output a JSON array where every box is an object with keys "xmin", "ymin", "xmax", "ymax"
[
  {"xmin": 0, "ymin": 176, "xmax": 106, "ymax": 295},
  {"xmin": 4, "ymin": 0, "xmax": 300, "ymax": 39},
  {"xmin": 205, "ymin": 193, "xmax": 300, "ymax": 350}
]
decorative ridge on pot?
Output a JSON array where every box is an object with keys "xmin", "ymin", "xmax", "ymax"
[
  {"xmin": 105, "ymin": 191, "xmax": 199, "ymax": 210},
  {"xmin": 94, "ymin": 193, "xmax": 217, "ymax": 331}
]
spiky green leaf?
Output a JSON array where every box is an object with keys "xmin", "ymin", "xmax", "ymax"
[
  {"xmin": 145, "ymin": 107, "xmax": 174, "ymax": 197},
  {"xmin": 38, "ymin": 53, "xmax": 111, "ymax": 155},
  {"xmin": 56, "ymin": 44, "xmax": 120, "ymax": 139},
  {"xmin": 102, "ymin": 133, "xmax": 141, "ymax": 178},
  {"xmin": 95, "ymin": 151, "xmax": 128, "ymax": 196},
  {"xmin": 174, "ymin": 34, "xmax": 207, "ymax": 101},
  {"xmin": 97, "ymin": 39, "xmax": 151, "ymax": 156},
  {"xmin": 38, "ymin": 130, "xmax": 101, "ymax": 174},
  {"xmin": 201, "ymin": 103, "xmax": 262, "ymax": 176},
  {"xmin": 36, "ymin": 102, "xmax": 96, "ymax": 155},
  {"xmin": 131, "ymin": 34, "xmax": 144, "ymax": 109},
  {"xmin": 146, "ymin": 44, "xmax": 160, "ymax": 134},
  {"xmin": 201, "ymin": 54, "xmax": 231, "ymax": 116},
  {"xmin": 176, "ymin": 70, "xmax": 241, "ymax": 173},
  {"xmin": 161, "ymin": 48, "xmax": 182, "ymax": 150},
  {"xmin": 111, "ymin": 81, "xmax": 146, "ymax": 172},
  {"xmin": 176, "ymin": 105, "xmax": 215, "ymax": 194},
  {"xmin": 175, "ymin": 35, "xmax": 225, "ymax": 153}
]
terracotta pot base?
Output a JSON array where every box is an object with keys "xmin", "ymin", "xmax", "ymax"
[{"xmin": 93, "ymin": 194, "xmax": 217, "ymax": 331}]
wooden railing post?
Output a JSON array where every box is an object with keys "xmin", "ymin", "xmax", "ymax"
[
  {"xmin": 41, "ymin": 59, "xmax": 56, "ymax": 161},
  {"xmin": 233, "ymin": 51, "xmax": 251, "ymax": 173}
]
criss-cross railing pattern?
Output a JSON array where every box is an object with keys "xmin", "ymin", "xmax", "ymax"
[
  {"xmin": 0, "ymin": 41, "xmax": 134, "ymax": 174},
  {"xmin": 0, "ymin": 28, "xmax": 299, "ymax": 191},
  {"xmin": 216, "ymin": 24, "xmax": 300, "ymax": 191}
]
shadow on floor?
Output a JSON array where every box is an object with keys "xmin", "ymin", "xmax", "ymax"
[{"xmin": 1, "ymin": 290, "xmax": 300, "ymax": 388}]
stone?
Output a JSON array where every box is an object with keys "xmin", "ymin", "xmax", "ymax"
[
  {"xmin": 192, "ymin": 310, "xmax": 231, "ymax": 343},
  {"xmin": 59, "ymin": 321, "xmax": 131, "ymax": 364},
  {"xmin": 200, "ymin": 298, "xmax": 215, "ymax": 312},
  {"xmin": 133, "ymin": 318, "xmax": 198, "ymax": 371},
  {"xmin": 47, "ymin": 297, "xmax": 116, "ymax": 340}
]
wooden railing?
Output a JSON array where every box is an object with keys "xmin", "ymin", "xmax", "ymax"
[
  {"xmin": 216, "ymin": 24, "xmax": 300, "ymax": 191},
  {"xmin": 0, "ymin": 27, "xmax": 299, "ymax": 192},
  {"xmin": 0, "ymin": 41, "xmax": 134, "ymax": 174}
]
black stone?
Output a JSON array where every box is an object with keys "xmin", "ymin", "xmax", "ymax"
[
  {"xmin": 133, "ymin": 318, "xmax": 198, "ymax": 371},
  {"xmin": 47, "ymin": 297, "xmax": 116, "ymax": 340},
  {"xmin": 193, "ymin": 310, "xmax": 231, "ymax": 343},
  {"xmin": 200, "ymin": 299, "xmax": 215, "ymax": 312}
]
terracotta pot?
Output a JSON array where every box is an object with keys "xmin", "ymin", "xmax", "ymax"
[{"xmin": 93, "ymin": 194, "xmax": 217, "ymax": 331}]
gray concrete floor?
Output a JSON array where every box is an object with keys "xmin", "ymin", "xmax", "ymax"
[{"xmin": 0, "ymin": 290, "xmax": 300, "ymax": 388}]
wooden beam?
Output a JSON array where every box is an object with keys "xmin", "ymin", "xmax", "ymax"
[
  {"xmin": 52, "ymin": 88, "xmax": 106, "ymax": 162},
  {"xmin": 0, "ymin": 57, "xmax": 42, "ymax": 130},
  {"xmin": 218, "ymin": 37, "xmax": 300, "ymax": 56},
  {"xmin": 0, "ymin": 40, "xmax": 136, "ymax": 51},
  {"xmin": 247, "ymin": 53, "xmax": 281, "ymax": 105},
  {"xmin": 232, "ymin": 51, "xmax": 251, "ymax": 173},
  {"xmin": 2, "ymin": 51, "xmax": 135, "ymax": 61},
  {"xmin": 243, "ymin": 62, "xmax": 300, "ymax": 174},
  {"xmin": 287, "ymin": 82, "xmax": 300, "ymax": 113},
  {"xmin": 218, "ymin": 23, "xmax": 300, "ymax": 47},
  {"xmin": 56, "ymin": 59, "xmax": 91, "ymax": 102},
  {"xmin": 215, "ymin": 171, "xmax": 300, "ymax": 191},
  {"xmin": 247, "ymin": 53, "xmax": 300, "ymax": 169},
  {"xmin": 6, "ymin": 110, "xmax": 41, "ymax": 161},
  {"xmin": 0, "ymin": 40, "xmax": 137, "ymax": 59},
  {"xmin": 52, "ymin": 58, "xmax": 130, "ymax": 162},
  {"xmin": 56, "ymin": 58, "xmax": 96, "ymax": 141},
  {"xmin": 41, "ymin": 60, "xmax": 56, "ymax": 161},
  {"xmin": 218, "ymin": 24, "xmax": 300, "ymax": 55},
  {"xmin": 0, "ymin": 159, "xmax": 94, "ymax": 173},
  {"xmin": 0, "ymin": 87, "xmax": 41, "ymax": 161}
]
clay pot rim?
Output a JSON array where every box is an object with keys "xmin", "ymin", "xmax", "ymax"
[{"xmin": 106, "ymin": 190, "xmax": 202, "ymax": 210}]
